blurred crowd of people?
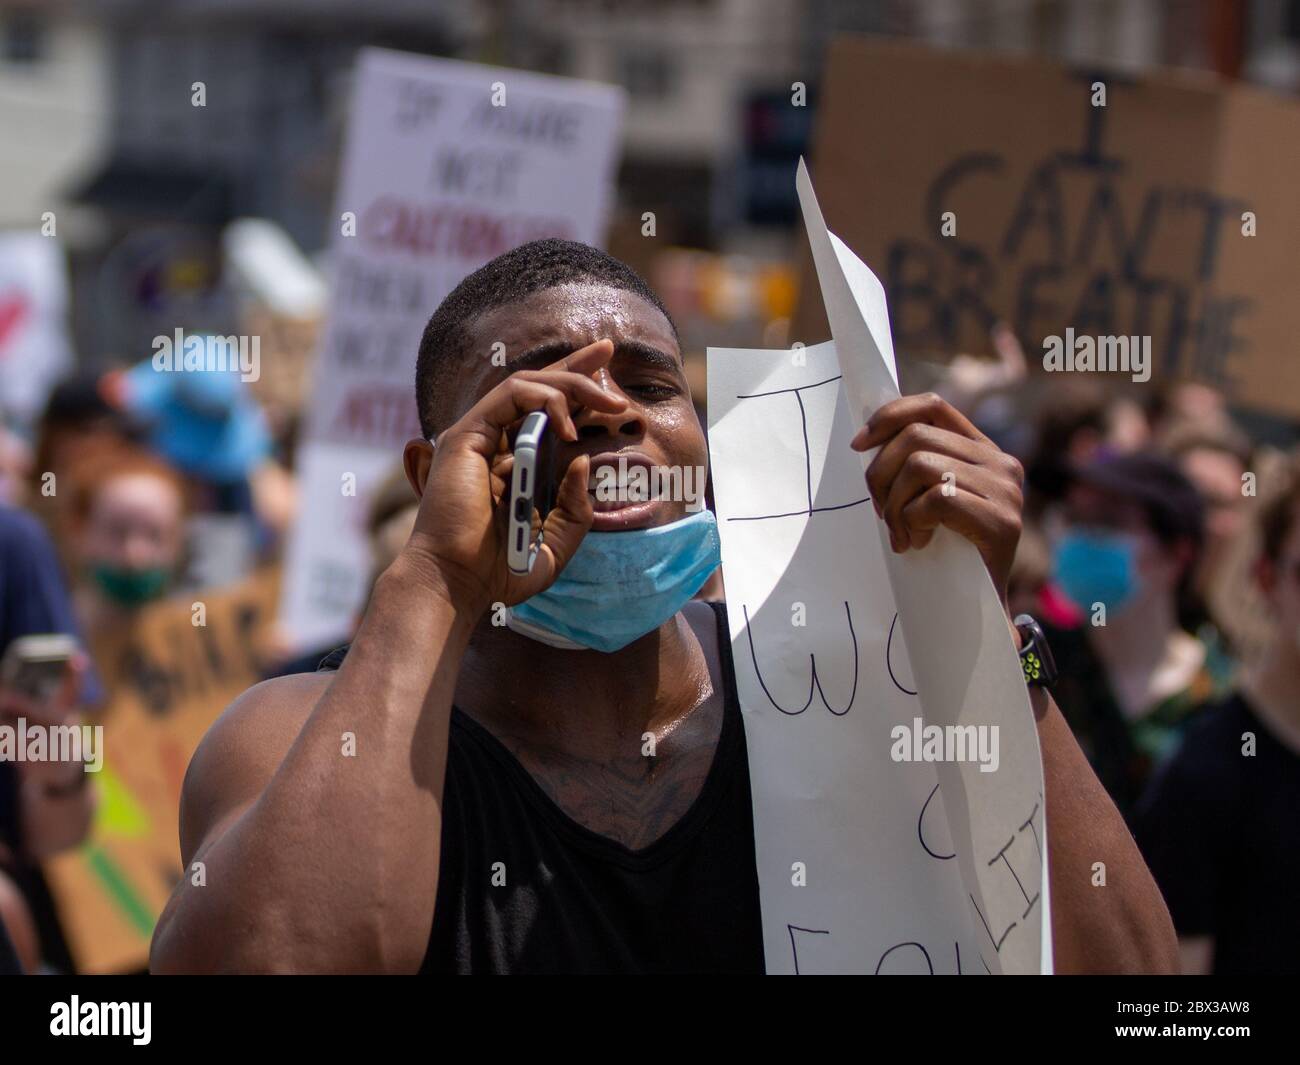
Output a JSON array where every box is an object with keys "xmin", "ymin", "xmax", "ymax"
[
  {"xmin": 0, "ymin": 313, "xmax": 1297, "ymax": 974},
  {"xmin": 0, "ymin": 344, "xmax": 296, "ymax": 973},
  {"xmin": 932, "ymin": 328, "xmax": 1300, "ymax": 975},
  {"xmin": 0, "ymin": 321, "xmax": 432, "ymax": 972}
]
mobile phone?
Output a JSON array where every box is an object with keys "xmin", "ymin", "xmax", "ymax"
[
  {"xmin": 507, "ymin": 411, "xmax": 558, "ymax": 575},
  {"xmin": 0, "ymin": 633, "xmax": 78, "ymax": 703}
]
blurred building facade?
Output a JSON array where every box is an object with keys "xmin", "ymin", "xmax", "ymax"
[
  {"xmin": 0, "ymin": 2, "xmax": 109, "ymax": 230},
  {"xmin": 1, "ymin": 0, "xmax": 1297, "ymax": 367}
]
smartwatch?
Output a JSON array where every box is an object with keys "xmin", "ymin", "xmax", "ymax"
[{"xmin": 1013, "ymin": 613, "xmax": 1058, "ymax": 689}]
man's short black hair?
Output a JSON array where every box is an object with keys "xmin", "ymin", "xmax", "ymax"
[{"xmin": 415, "ymin": 238, "xmax": 675, "ymax": 438}]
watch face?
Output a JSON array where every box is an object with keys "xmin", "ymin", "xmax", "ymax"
[{"xmin": 1015, "ymin": 616, "xmax": 1056, "ymax": 687}]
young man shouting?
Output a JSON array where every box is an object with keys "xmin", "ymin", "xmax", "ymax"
[{"xmin": 151, "ymin": 240, "xmax": 1176, "ymax": 974}]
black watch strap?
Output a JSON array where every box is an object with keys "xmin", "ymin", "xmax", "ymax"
[{"xmin": 1014, "ymin": 613, "xmax": 1058, "ymax": 689}]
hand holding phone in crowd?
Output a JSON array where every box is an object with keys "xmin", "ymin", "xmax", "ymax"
[{"xmin": 0, "ymin": 637, "xmax": 94, "ymax": 863}]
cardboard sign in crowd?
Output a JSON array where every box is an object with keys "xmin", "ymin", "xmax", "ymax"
[{"xmin": 795, "ymin": 38, "xmax": 1300, "ymax": 420}]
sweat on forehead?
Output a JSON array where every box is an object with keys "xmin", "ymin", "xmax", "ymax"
[{"xmin": 414, "ymin": 238, "xmax": 677, "ymax": 439}]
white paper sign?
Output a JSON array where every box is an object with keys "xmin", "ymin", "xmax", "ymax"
[
  {"xmin": 0, "ymin": 232, "xmax": 74, "ymax": 430},
  {"xmin": 279, "ymin": 49, "xmax": 625, "ymax": 651},
  {"xmin": 705, "ymin": 163, "xmax": 1050, "ymax": 974}
]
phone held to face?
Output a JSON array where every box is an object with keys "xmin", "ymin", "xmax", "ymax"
[
  {"xmin": 0, "ymin": 633, "xmax": 78, "ymax": 704},
  {"xmin": 507, "ymin": 411, "xmax": 558, "ymax": 575}
]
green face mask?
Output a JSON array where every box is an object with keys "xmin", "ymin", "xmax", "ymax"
[{"xmin": 90, "ymin": 563, "xmax": 171, "ymax": 608}]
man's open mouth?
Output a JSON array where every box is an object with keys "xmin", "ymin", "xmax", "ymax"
[{"xmin": 586, "ymin": 453, "xmax": 671, "ymax": 528}]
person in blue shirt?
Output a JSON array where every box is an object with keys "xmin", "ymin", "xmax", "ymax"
[{"xmin": 0, "ymin": 504, "xmax": 102, "ymax": 972}]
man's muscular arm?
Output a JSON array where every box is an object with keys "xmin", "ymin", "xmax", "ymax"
[
  {"xmin": 150, "ymin": 339, "xmax": 625, "ymax": 973},
  {"xmin": 150, "ymin": 562, "xmax": 475, "ymax": 973}
]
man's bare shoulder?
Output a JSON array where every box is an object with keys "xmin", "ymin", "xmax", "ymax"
[
  {"xmin": 178, "ymin": 670, "xmax": 334, "ymax": 861},
  {"xmin": 198, "ymin": 670, "xmax": 334, "ymax": 766}
]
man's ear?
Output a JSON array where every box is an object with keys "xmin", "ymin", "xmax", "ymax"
[{"xmin": 403, "ymin": 438, "xmax": 434, "ymax": 500}]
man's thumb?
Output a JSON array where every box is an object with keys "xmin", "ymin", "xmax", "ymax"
[{"xmin": 528, "ymin": 454, "xmax": 593, "ymax": 590}]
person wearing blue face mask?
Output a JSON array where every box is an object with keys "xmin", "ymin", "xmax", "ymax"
[
  {"xmin": 1052, "ymin": 524, "xmax": 1144, "ymax": 617},
  {"xmin": 1042, "ymin": 453, "xmax": 1230, "ymax": 818},
  {"xmin": 153, "ymin": 240, "xmax": 1176, "ymax": 975}
]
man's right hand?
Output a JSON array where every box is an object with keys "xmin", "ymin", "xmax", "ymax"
[{"xmin": 400, "ymin": 338, "xmax": 628, "ymax": 616}]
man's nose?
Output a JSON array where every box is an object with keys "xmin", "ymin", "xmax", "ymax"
[{"xmin": 572, "ymin": 375, "xmax": 645, "ymax": 440}]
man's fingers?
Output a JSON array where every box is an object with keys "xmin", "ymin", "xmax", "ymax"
[
  {"xmin": 523, "ymin": 455, "xmax": 593, "ymax": 593},
  {"xmin": 460, "ymin": 374, "xmax": 626, "ymax": 453},
  {"xmin": 865, "ymin": 423, "xmax": 1003, "ymax": 507},
  {"xmin": 489, "ymin": 451, "xmax": 513, "ymax": 502},
  {"xmin": 851, "ymin": 392, "xmax": 988, "ymax": 452},
  {"xmin": 439, "ymin": 339, "xmax": 625, "ymax": 459},
  {"xmin": 878, "ymin": 454, "xmax": 980, "ymax": 551},
  {"xmin": 848, "ymin": 391, "xmax": 1023, "ymax": 597},
  {"xmin": 898, "ymin": 484, "xmax": 1020, "ymax": 558},
  {"xmin": 542, "ymin": 337, "xmax": 615, "ymax": 374},
  {"xmin": 510, "ymin": 369, "xmax": 630, "ymax": 426}
]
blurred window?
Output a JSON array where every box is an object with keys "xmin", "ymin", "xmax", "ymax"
[
  {"xmin": 2, "ymin": 12, "xmax": 45, "ymax": 64},
  {"xmin": 620, "ymin": 46, "xmax": 675, "ymax": 101}
]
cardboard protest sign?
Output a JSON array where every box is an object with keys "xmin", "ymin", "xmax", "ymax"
[
  {"xmin": 707, "ymin": 165, "xmax": 1048, "ymax": 974},
  {"xmin": 278, "ymin": 49, "xmax": 625, "ymax": 652},
  {"xmin": 795, "ymin": 37, "xmax": 1300, "ymax": 419},
  {"xmin": 44, "ymin": 568, "xmax": 281, "ymax": 973}
]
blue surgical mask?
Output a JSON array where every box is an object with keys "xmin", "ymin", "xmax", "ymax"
[
  {"xmin": 1052, "ymin": 528, "xmax": 1141, "ymax": 614},
  {"xmin": 507, "ymin": 510, "xmax": 721, "ymax": 653}
]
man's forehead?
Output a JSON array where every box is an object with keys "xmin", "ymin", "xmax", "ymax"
[{"xmin": 466, "ymin": 282, "xmax": 678, "ymax": 362}]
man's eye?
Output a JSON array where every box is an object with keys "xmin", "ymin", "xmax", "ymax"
[{"xmin": 627, "ymin": 382, "xmax": 678, "ymax": 399}]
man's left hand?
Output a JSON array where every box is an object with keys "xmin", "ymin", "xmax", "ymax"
[{"xmin": 851, "ymin": 392, "xmax": 1024, "ymax": 604}]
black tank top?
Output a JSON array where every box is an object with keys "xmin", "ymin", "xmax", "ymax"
[{"xmin": 317, "ymin": 601, "xmax": 765, "ymax": 974}]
